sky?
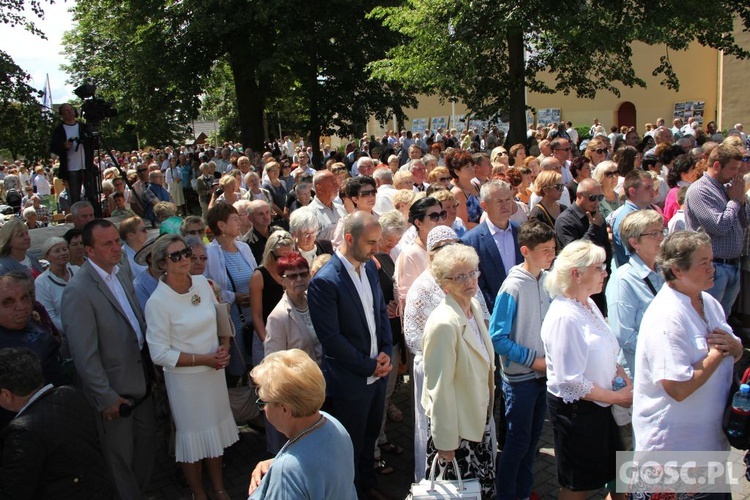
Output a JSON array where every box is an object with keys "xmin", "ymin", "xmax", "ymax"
[{"xmin": 0, "ymin": 1, "xmax": 77, "ymax": 105}]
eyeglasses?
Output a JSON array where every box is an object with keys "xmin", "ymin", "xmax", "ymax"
[
  {"xmin": 496, "ymin": 151, "xmax": 508, "ymax": 156},
  {"xmin": 298, "ymin": 230, "xmax": 317, "ymax": 239},
  {"xmin": 640, "ymin": 230, "xmax": 664, "ymax": 239},
  {"xmin": 166, "ymin": 247, "xmax": 192, "ymax": 262},
  {"xmin": 283, "ymin": 271, "xmax": 310, "ymax": 281},
  {"xmin": 445, "ymin": 270, "xmax": 481, "ymax": 282},
  {"xmin": 426, "ymin": 210, "xmax": 448, "ymax": 222},
  {"xmin": 357, "ymin": 189, "xmax": 376, "ymax": 197},
  {"xmin": 186, "ymin": 229, "xmax": 204, "ymax": 235},
  {"xmin": 580, "ymin": 193, "xmax": 604, "ymax": 202},
  {"xmin": 255, "ymin": 397, "xmax": 269, "ymax": 411},
  {"xmin": 604, "ymin": 171, "xmax": 618, "ymax": 178},
  {"xmin": 190, "ymin": 255, "xmax": 208, "ymax": 262},
  {"xmin": 594, "ymin": 148, "xmax": 608, "ymax": 155}
]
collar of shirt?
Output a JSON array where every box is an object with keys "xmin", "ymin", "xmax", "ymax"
[
  {"xmin": 486, "ymin": 218, "xmax": 512, "ymax": 236},
  {"xmin": 569, "ymin": 202, "xmax": 589, "ymax": 221},
  {"xmin": 628, "ymin": 253, "xmax": 658, "ymax": 281},
  {"xmin": 16, "ymin": 384, "xmax": 54, "ymax": 417},
  {"xmin": 335, "ymin": 249, "xmax": 365, "ymax": 276},
  {"xmin": 89, "ymin": 259, "xmax": 120, "ymax": 282}
]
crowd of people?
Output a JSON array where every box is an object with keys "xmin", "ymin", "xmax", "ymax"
[{"xmin": 0, "ymin": 109, "xmax": 748, "ymax": 500}]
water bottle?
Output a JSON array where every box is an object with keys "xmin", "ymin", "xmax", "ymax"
[
  {"xmin": 727, "ymin": 384, "xmax": 750, "ymax": 439},
  {"xmin": 611, "ymin": 376, "xmax": 631, "ymax": 426}
]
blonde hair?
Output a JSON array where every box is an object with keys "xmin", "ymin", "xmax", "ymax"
[
  {"xmin": 392, "ymin": 189, "xmax": 417, "ymax": 212},
  {"xmin": 427, "ymin": 166, "xmax": 450, "ymax": 184},
  {"xmin": 532, "ymin": 170, "xmax": 562, "ymax": 196},
  {"xmin": 153, "ymin": 202, "xmax": 176, "ymax": 220},
  {"xmin": 620, "ymin": 210, "xmax": 664, "ymax": 253},
  {"xmin": 250, "ymin": 349, "xmax": 325, "ymax": 417},
  {"xmin": 311, "ymin": 253, "xmax": 331, "ymax": 276},
  {"xmin": 592, "ymin": 160, "xmax": 617, "ymax": 184},
  {"xmin": 0, "ymin": 219, "xmax": 27, "ymax": 257},
  {"xmin": 261, "ymin": 230, "xmax": 294, "ymax": 266},
  {"xmin": 431, "ymin": 188, "xmax": 457, "ymax": 207},
  {"xmin": 544, "ymin": 240, "xmax": 606, "ymax": 298},
  {"xmin": 219, "ymin": 174, "xmax": 236, "ymax": 190}
]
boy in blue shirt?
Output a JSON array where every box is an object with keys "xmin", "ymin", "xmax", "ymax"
[{"xmin": 490, "ymin": 220, "xmax": 556, "ymax": 500}]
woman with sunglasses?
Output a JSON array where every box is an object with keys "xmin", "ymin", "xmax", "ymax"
[
  {"xmin": 331, "ymin": 176, "xmax": 378, "ymax": 248},
  {"xmin": 145, "ymin": 234, "xmax": 238, "ymax": 500},
  {"xmin": 263, "ymin": 252, "xmax": 320, "ymax": 455},
  {"xmin": 585, "ymin": 137, "xmax": 609, "ymax": 167},
  {"xmin": 421, "ymin": 243, "xmax": 496, "ymax": 499},
  {"xmin": 529, "ymin": 171, "xmax": 565, "ymax": 230},
  {"xmin": 592, "ymin": 161, "xmax": 622, "ymax": 223},
  {"xmin": 249, "ymin": 231, "xmax": 294, "ymax": 369},
  {"xmin": 427, "ymin": 166, "xmax": 452, "ymax": 189},
  {"xmin": 395, "ymin": 197, "xmax": 447, "ymax": 311}
]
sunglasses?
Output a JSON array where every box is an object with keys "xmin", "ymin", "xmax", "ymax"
[
  {"xmin": 743, "ymin": 156, "xmax": 750, "ymax": 163},
  {"xmin": 167, "ymin": 247, "xmax": 192, "ymax": 262},
  {"xmin": 357, "ymin": 189, "xmax": 376, "ymax": 197},
  {"xmin": 283, "ymin": 271, "xmax": 310, "ymax": 281},
  {"xmin": 594, "ymin": 148, "xmax": 608, "ymax": 155},
  {"xmin": 438, "ymin": 177, "xmax": 452, "ymax": 183},
  {"xmin": 426, "ymin": 210, "xmax": 448, "ymax": 222},
  {"xmin": 445, "ymin": 270, "xmax": 481, "ymax": 282},
  {"xmin": 581, "ymin": 193, "xmax": 605, "ymax": 202},
  {"xmin": 604, "ymin": 171, "xmax": 617, "ymax": 178},
  {"xmin": 255, "ymin": 397, "xmax": 268, "ymax": 411}
]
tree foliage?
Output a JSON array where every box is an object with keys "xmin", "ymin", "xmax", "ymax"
[
  {"xmin": 62, "ymin": 0, "xmax": 416, "ymax": 160},
  {"xmin": 370, "ymin": 0, "xmax": 750, "ymax": 145}
]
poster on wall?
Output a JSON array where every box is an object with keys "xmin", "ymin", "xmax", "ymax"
[
  {"xmin": 430, "ymin": 116, "xmax": 448, "ymax": 132},
  {"xmin": 673, "ymin": 101, "xmax": 705, "ymax": 124},
  {"xmin": 537, "ymin": 108, "xmax": 561, "ymax": 126},
  {"xmin": 452, "ymin": 114, "xmax": 466, "ymax": 133},
  {"xmin": 411, "ymin": 118, "xmax": 428, "ymax": 134}
]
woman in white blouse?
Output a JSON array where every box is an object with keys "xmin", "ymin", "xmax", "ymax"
[
  {"xmin": 633, "ymin": 231, "xmax": 742, "ymax": 455},
  {"xmin": 541, "ymin": 240, "xmax": 632, "ymax": 500}
]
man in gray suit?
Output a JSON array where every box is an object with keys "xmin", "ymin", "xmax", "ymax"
[{"xmin": 61, "ymin": 219, "xmax": 156, "ymax": 499}]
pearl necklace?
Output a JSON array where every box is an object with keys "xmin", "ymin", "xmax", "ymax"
[{"xmin": 280, "ymin": 415, "xmax": 324, "ymax": 453}]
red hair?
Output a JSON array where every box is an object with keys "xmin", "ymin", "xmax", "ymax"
[{"xmin": 277, "ymin": 251, "xmax": 309, "ymax": 275}]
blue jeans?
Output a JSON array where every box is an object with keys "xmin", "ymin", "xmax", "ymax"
[
  {"xmin": 496, "ymin": 377, "xmax": 547, "ymax": 500},
  {"xmin": 707, "ymin": 262, "xmax": 741, "ymax": 318}
]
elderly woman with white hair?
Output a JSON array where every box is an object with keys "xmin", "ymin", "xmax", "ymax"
[
  {"xmin": 422, "ymin": 243, "xmax": 496, "ymax": 499},
  {"xmin": 542, "ymin": 240, "xmax": 631, "ymax": 499},
  {"xmin": 34, "ymin": 236, "xmax": 79, "ymax": 335},
  {"xmin": 404, "ymin": 225, "xmax": 490, "ymax": 481},
  {"xmin": 288, "ymin": 208, "xmax": 333, "ymax": 267},
  {"xmin": 591, "ymin": 160, "xmax": 621, "ymax": 223},
  {"xmin": 243, "ymin": 171, "xmax": 273, "ymax": 206}
]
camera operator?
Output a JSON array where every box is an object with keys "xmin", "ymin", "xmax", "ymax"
[{"xmin": 50, "ymin": 103, "xmax": 93, "ymax": 205}]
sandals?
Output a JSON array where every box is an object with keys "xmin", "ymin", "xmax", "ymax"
[
  {"xmin": 374, "ymin": 458, "xmax": 394, "ymax": 475},
  {"xmin": 378, "ymin": 441, "xmax": 404, "ymax": 455}
]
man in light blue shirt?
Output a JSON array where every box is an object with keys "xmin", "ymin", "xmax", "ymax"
[{"xmin": 610, "ymin": 170, "xmax": 654, "ymax": 268}]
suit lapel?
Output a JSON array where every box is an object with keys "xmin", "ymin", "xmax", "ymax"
[
  {"xmin": 332, "ymin": 255, "xmax": 369, "ymax": 329},
  {"xmin": 480, "ymin": 224, "xmax": 504, "ymax": 276},
  {"xmin": 84, "ymin": 263, "xmax": 132, "ymax": 325}
]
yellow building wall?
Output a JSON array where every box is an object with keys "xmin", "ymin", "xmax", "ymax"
[
  {"xmin": 719, "ymin": 22, "xmax": 750, "ymax": 130},
  {"xmin": 366, "ymin": 41, "xmax": 721, "ymax": 136}
]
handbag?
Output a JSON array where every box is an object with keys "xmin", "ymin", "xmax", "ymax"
[
  {"xmin": 408, "ymin": 455, "xmax": 481, "ymax": 499},
  {"xmin": 224, "ymin": 265, "xmax": 253, "ymax": 356},
  {"xmin": 215, "ymin": 302, "xmax": 235, "ymax": 338}
]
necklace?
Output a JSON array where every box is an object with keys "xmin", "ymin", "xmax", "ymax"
[
  {"xmin": 696, "ymin": 293, "xmax": 710, "ymax": 334},
  {"xmin": 281, "ymin": 415, "xmax": 324, "ymax": 453}
]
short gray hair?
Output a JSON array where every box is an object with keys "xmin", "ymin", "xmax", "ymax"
[
  {"xmin": 657, "ymin": 231, "xmax": 711, "ymax": 282},
  {"xmin": 71, "ymin": 201, "xmax": 93, "ymax": 216},
  {"xmin": 402, "ymin": 159, "xmax": 425, "ymax": 173},
  {"xmin": 372, "ymin": 167, "xmax": 392, "ymax": 183},
  {"xmin": 289, "ymin": 207, "xmax": 320, "ymax": 235},
  {"xmin": 430, "ymin": 243, "xmax": 479, "ymax": 287},
  {"xmin": 619, "ymin": 210, "xmax": 664, "ymax": 253},
  {"xmin": 480, "ymin": 179, "xmax": 512, "ymax": 204},
  {"xmin": 151, "ymin": 234, "xmax": 185, "ymax": 272},
  {"xmin": 378, "ymin": 210, "xmax": 408, "ymax": 239}
]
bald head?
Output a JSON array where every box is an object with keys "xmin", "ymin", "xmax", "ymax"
[
  {"xmin": 576, "ymin": 178, "xmax": 600, "ymax": 193},
  {"xmin": 540, "ymin": 157, "xmax": 562, "ymax": 173}
]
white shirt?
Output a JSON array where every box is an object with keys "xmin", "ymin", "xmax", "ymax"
[
  {"xmin": 335, "ymin": 250, "xmax": 378, "ymax": 384},
  {"xmin": 543, "ymin": 296, "xmax": 619, "ymax": 406},
  {"xmin": 529, "ymin": 188, "xmax": 571, "ymax": 210},
  {"xmin": 89, "ymin": 260, "xmax": 145, "ymax": 348},
  {"xmin": 374, "ymin": 184, "xmax": 397, "ymax": 214},
  {"xmin": 633, "ymin": 285, "xmax": 734, "ymax": 451},
  {"xmin": 63, "ymin": 123, "xmax": 85, "ymax": 172},
  {"xmin": 309, "ymin": 197, "xmax": 346, "ymax": 241}
]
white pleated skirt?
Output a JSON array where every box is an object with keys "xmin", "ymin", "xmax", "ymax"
[{"xmin": 164, "ymin": 368, "xmax": 239, "ymax": 463}]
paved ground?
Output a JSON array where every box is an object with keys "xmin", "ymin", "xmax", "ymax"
[{"xmin": 144, "ymin": 376, "xmax": 611, "ymax": 500}]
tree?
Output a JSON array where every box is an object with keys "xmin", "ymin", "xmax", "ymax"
[
  {"xmin": 369, "ymin": 0, "xmax": 750, "ymax": 146},
  {"xmin": 62, "ymin": 0, "xmax": 416, "ymax": 158}
]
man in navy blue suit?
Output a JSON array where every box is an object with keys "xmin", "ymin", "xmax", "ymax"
[
  {"xmin": 308, "ymin": 211, "xmax": 393, "ymax": 500},
  {"xmin": 461, "ymin": 180, "xmax": 523, "ymax": 313}
]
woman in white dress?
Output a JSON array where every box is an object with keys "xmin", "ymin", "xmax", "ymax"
[
  {"xmin": 166, "ymin": 157, "xmax": 186, "ymax": 215},
  {"xmin": 402, "ymin": 225, "xmax": 490, "ymax": 481},
  {"xmin": 146, "ymin": 234, "xmax": 238, "ymax": 500}
]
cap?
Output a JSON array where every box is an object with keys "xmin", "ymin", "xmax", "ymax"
[{"xmin": 41, "ymin": 236, "xmax": 67, "ymax": 258}]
